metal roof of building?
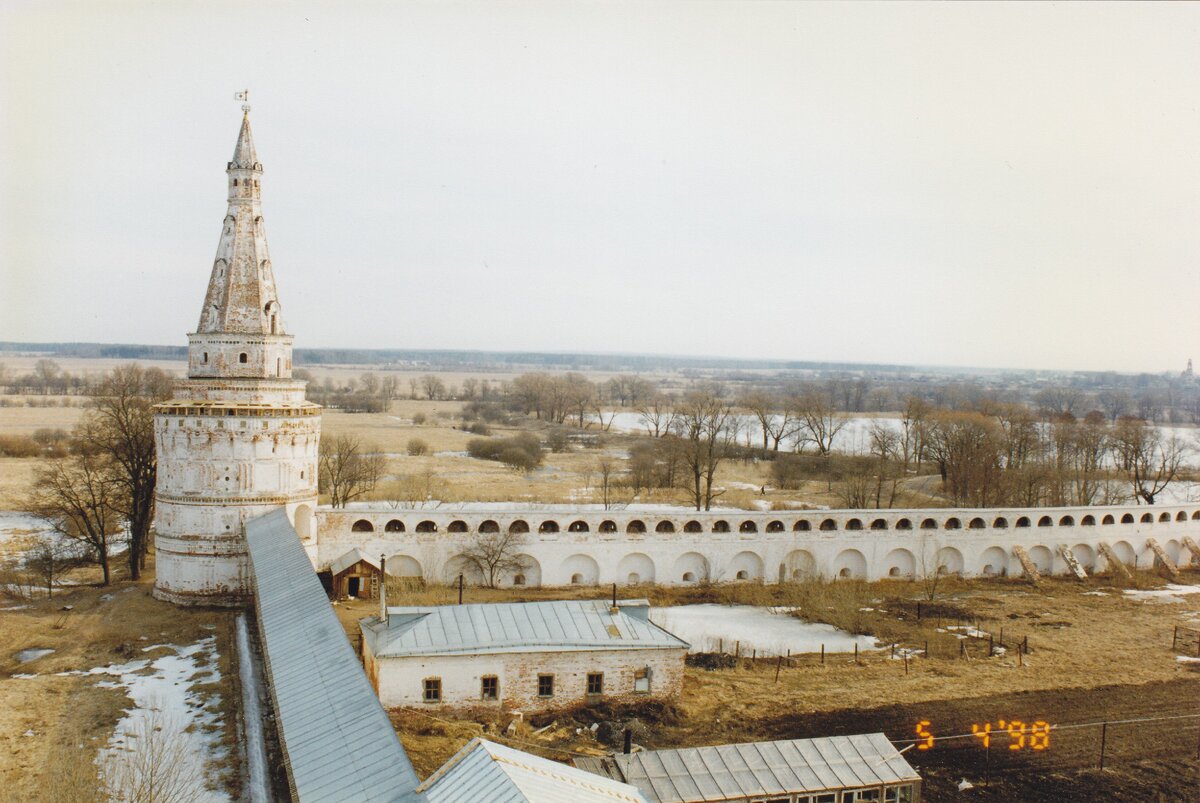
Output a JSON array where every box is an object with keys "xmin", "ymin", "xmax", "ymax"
[
  {"xmin": 360, "ymin": 599, "xmax": 689, "ymax": 658},
  {"xmin": 246, "ymin": 509, "xmax": 421, "ymax": 802},
  {"xmin": 573, "ymin": 734, "xmax": 921, "ymax": 803},
  {"xmin": 419, "ymin": 738, "xmax": 649, "ymax": 803},
  {"xmin": 330, "ymin": 547, "xmax": 380, "ymax": 576}
]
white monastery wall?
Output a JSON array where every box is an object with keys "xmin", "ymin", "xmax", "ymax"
[
  {"xmin": 318, "ymin": 504, "xmax": 1200, "ymax": 587},
  {"xmin": 364, "ymin": 643, "xmax": 686, "ymax": 710}
]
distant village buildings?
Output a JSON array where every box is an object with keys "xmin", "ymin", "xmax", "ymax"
[{"xmin": 359, "ymin": 599, "xmax": 688, "ymax": 710}]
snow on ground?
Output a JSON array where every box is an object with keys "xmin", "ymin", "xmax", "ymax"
[
  {"xmin": 1123, "ymin": 584, "xmax": 1200, "ymax": 604},
  {"xmin": 12, "ymin": 638, "xmax": 231, "ymax": 800},
  {"xmin": 650, "ymin": 604, "xmax": 878, "ymax": 657},
  {"xmin": 97, "ymin": 638, "xmax": 230, "ymax": 802},
  {"xmin": 15, "ymin": 648, "xmax": 54, "ymax": 663},
  {"xmin": 0, "ymin": 510, "xmax": 128, "ymax": 566}
]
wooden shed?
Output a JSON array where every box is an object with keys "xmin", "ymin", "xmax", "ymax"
[{"xmin": 330, "ymin": 548, "xmax": 381, "ymax": 599}]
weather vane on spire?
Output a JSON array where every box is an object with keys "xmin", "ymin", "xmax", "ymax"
[{"xmin": 234, "ymin": 89, "xmax": 251, "ymax": 114}]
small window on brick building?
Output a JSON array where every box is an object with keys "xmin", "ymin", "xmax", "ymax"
[
  {"xmin": 586, "ymin": 672, "xmax": 603, "ymax": 696},
  {"xmin": 423, "ymin": 678, "xmax": 441, "ymax": 702},
  {"xmin": 239, "ymin": 353, "xmax": 248, "ymax": 363},
  {"xmin": 537, "ymin": 674, "xmax": 554, "ymax": 698},
  {"xmin": 481, "ymin": 676, "xmax": 498, "ymax": 701},
  {"xmin": 634, "ymin": 668, "xmax": 650, "ymax": 693}
]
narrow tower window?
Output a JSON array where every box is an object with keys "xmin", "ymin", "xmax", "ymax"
[
  {"xmin": 202, "ymin": 352, "xmax": 208, "ymax": 363},
  {"xmin": 239, "ymin": 353, "xmax": 248, "ymax": 364}
]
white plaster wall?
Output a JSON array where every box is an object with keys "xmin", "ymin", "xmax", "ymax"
[
  {"xmin": 154, "ymin": 392, "xmax": 319, "ymax": 605},
  {"xmin": 317, "ymin": 504, "xmax": 1200, "ymax": 587},
  {"xmin": 365, "ymin": 644, "xmax": 686, "ymax": 710}
]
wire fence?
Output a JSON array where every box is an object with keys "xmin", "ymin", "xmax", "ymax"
[{"xmin": 897, "ymin": 712, "xmax": 1200, "ymax": 785}]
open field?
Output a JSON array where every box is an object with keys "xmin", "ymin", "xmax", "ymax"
[
  {"xmin": 332, "ymin": 573, "xmax": 1200, "ymax": 796},
  {"xmin": 0, "ymin": 559, "xmax": 240, "ymax": 802}
]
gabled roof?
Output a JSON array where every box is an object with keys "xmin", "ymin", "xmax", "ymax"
[
  {"xmin": 330, "ymin": 547, "xmax": 380, "ymax": 576},
  {"xmin": 361, "ymin": 599, "xmax": 689, "ymax": 658},
  {"xmin": 246, "ymin": 509, "xmax": 420, "ymax": 802},
  {"xmin": 574, "ymin": 734, "xmax": 921, "ymax": 803},
  {"xmin": 419, "ymin": 738, "xmax": 649, "ymax": 803}
]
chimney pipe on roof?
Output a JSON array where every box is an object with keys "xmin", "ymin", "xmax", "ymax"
[
  {"xmin": 610, "ymin": 582, "xmax": 618, "ymax": 615},
  {"xmin": 379, "ymin": 554, "xmax": 387, "ymax": 624}
]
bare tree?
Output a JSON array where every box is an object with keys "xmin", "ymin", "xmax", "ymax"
[
  {"xmin": 596, "ymin": 457, "xmax": 618, "ymax": 510},
  {"xmin": 26, "ymin": 453, "xmax": 124, "ymax": 585},
  {"xmin": 674, "ymin": 386, "xmax": 735, "ymax": 510},
  {"xmin": 420, "ymin": 374, "xmax": 446, "ymax": 400},
  {"xmin": 457, "ymin": 531, "xmax": 529, "ymax": 589},
  {"xmin": 82, "ymin": 365, "xmax": 170, "ymax": 579},
  {"xmin": 636, "ymin": 394, "xmax": 678, "ymax": 438},
  {"xmin": 794, "ymin": 390, "xmax": 847, "ymax": 456},
  {"xmin": 102, "ymin": 705, "xmax": 206, "ymax": 803},
  {"xmin": 1111, "ymin": 418, "xmax": 1186, "ymax": 504},
  {"xmin": 867, "ymin": 420, "xmax": 901, "ymax": 508},
  {"xmin": 319, "ymin": 434, "xmax": 386, "ymax": 507},
  {"xmin": 24, "ymin": 536, "xmax": 84, "ymax": 599},
  {"xmin": 740, "ymin": 390, "xmax": 799, "ymax": 451},
  {"xmin": 916, "ymin": 535, "xmax": 948, "ymax": 602}
]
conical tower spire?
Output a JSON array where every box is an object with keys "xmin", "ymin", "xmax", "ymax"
[
  {"xmin": 230, "ymin": 110, "xmax": 260, "ymax": 170},
  {"xmin": 188, "ymin": 108, "xmax": 293, "ymax": 380},
  {"xmin": 195, "ymin": 109, "xmax": 283, "ymax": 338}
]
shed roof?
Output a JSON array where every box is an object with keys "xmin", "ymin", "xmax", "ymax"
[
  {"xmin": 246, "ymin": 509, "xmax": 421, "ymax": 802},
  {"xmin": 330, "ymin": 547, "xmax": 380, "ymax": 576},
  {"xmin": 573, "ymin": 734, "xmax": 920, "ymax": 803},
  {"xmin": 361, "ymin": 599, "xmax": 689, "ymax": 658},
  {"xmin": 420, "ymin": 738, "xmax": 649, "ymax": 803}
]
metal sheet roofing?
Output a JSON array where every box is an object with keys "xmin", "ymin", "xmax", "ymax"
[
  {"xmin": 331, "ymin": 547, "xmax": 380, "ymax": 576},
  {"xmin": 573, "ymin": 734, "xmax": 920, "ymax": 803},
  {"xmin": 361, "ymin": 599, "xmax": 690, "ymax": 658},
  {"xmin": 246, "ymin": 509, "xmax": 421, "ymax": 802},
  {"xmin": 419, "ymin": 738, "xmax": 649, "ymax": 803}
]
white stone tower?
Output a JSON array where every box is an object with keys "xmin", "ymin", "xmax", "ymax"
[{"xmin": 153, "ymin": 107, "xmax": 321, "ymax": 606}]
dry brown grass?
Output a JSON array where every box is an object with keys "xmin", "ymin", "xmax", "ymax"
[{"xmin": 0, "ymin": 559, "xmax": 237, "ymax": 802}]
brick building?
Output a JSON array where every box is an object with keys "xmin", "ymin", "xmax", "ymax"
[{"xmin": 359, "ymin": 599, "xmax": 688, "ymax": 710}]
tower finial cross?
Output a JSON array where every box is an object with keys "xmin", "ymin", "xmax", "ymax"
[{"xmin": 234, "ymin": 89, "xmax": 251, "ymax": 114}]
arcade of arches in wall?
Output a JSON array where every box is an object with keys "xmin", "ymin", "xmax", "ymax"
[{"xmin": 330, "ymin": 507, "xmax": 1200, "ymax": 587}]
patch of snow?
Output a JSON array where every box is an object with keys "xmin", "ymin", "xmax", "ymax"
[
  {"xmin": 0, "ymin": 604, "xmax": 29, "ymax": 611},
  {"xmin": 1177, "ymin": 656, "xmax": 1200, "ymax": 664},
  {"xmin": 650, "ymin": 604, "xmax": 877, "ymax": 657},
  {"xmin": 96, "ymin": 637, "xmax": 229, "ymax": 802},
  {"xmin": 11, "ymin": 673, "xmax": 38, "ymax": 679},
  {"xmin": 1081, "ymin": 591, "xmax": 1109, "ymax": 597},
  {"xmin": 1123, "ymin": 584, "xmax": 1200, "ymax": 604},
  {"xmin": 236, "ymin": 614, "xmax": 270, "ymax": 803},
  {"xmin": 15, "ymin": 648, "xmax": 54, "ymax": 663},
  {"xmin": 941, "ymin": 626, "xmax": 990, "ymax": 639},
  {"xmin": 434, "ymin": 451, "xmax": 469, "ymax": 458},
  {"xmin": 889, "ymin": 648, "xmax": 924, "ymax": 660}
]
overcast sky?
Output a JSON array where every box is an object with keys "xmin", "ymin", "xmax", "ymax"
[{"xmin": 2, "ymin": 2, "xmax": 1198, "ymax": 373}]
